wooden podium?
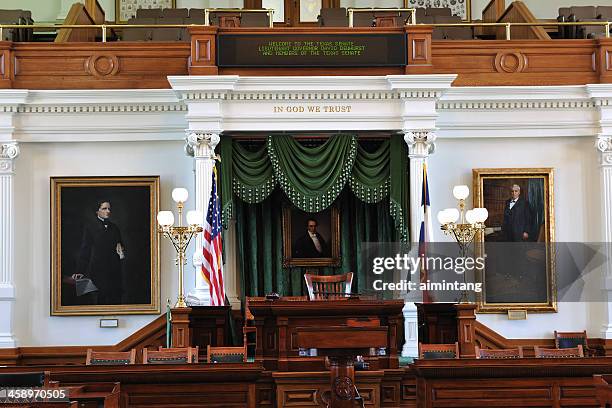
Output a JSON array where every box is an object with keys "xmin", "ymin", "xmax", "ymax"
[
  {"xmin": 247, "ymin": 297, "xmax": 404, "ymax": 372},
  {"xmin": 297, "ymin": 326, "xmax": 388, "ymax": 407}
]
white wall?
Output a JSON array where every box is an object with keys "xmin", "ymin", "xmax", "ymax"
[
  {"xmin": 2, "ymin": 0, "xmax": 61, "ymax": 22},
  {"xmin": 428, "ymin": 136, "xmax": 604, "ymax": 338},
  {"xmin": 470, "ymin": 0, "xmax": 611, "ymax": 20},
  {"xmin": 12, "ymin": 140, "xmax": 194, "ymax": 346}
]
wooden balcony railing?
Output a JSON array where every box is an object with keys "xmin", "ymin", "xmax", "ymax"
[{"xmin": 2, "ymin": 24, "xmax": 612, "ymax": 88}]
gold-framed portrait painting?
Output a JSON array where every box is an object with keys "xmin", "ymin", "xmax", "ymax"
[
  {"xmin": 115, "ymin": 0, "xmax": 176, "ymax": 23},
  {"xmin": 473, "ymin": 168, "xmax": 556, "ymax": 313},
  {"xmin": 51, "ymin": 176, "xmax": 160, "ymax": 316},
  {"xmin": 282, "ymin": 205, "xmax": 341, "ymax": 268}
]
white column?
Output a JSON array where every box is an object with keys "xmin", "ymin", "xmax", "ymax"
[
  {"xmin": 0, "ymin": 142, "xmax": 19, "ymax": 347},
  {"xmin": 587, "ymin": 85, "xmax": 612, "ymax": 339},
  {"xmin": 401, "ymin": 130, "xmax": 436, "ymax": 357},
  {"xmin": 597, "ymin": 135, "xmax": 612, "ymax": 339},
  {"xmin": 185, "ymin": 131, "xmax": 219, "ymax": 306}
]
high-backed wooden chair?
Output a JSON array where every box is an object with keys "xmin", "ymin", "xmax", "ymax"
[
  {"xmin": 304, "ymin": 272, "xmax": 353, "ymax": 300},
  {"xmin": 554, "ymin": 330, "xmax": 590, "ymax": 353},
  {"xmin": 207, "ymin": 345, "xmax": 247, "ymax": 363},
  {"xmin": 243, "ymin": 297, "xmax": 256, "ymax": 360},
  {"xmin": 143, "ymin": 346, "xmax": 198, "ymax": 364},
  {"xmin": 534, "ymin": 344, "xmax": 584, "ymax": 358},
  {"xmin": 475, "ymin": 346, "xmax": 523, "ymax": 359},
  {"xmin": 86, "ymin": 349, "xmax": 136, "ymax": 365},
  {"xmin": 419, "ymin": 342, "xmax": 460, "ymax": 359}
]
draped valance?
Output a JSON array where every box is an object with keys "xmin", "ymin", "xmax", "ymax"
[{"xmin": 220, "ymin": 135, "xmax": 408, "ymax": 241}]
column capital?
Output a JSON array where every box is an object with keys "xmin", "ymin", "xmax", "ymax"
[
  {"xmin": 597, "ymin": 135, "xmax": 612, "ymax": 167},
  {"xmin": 404, "ymin": 129, "xmax": 436, "ymax": 157},
  {"xmin": 0, "ymin": 142, "xmax": 19, "ymax": 174},
  {"xmin": 185, "ymin": 132, "xmax": 220, "ymax": 158}
]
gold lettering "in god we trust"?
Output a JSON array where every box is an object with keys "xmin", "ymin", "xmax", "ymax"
[{"xmin": 272, "ymin": 105, "xmax": 352, "ymax": 113}]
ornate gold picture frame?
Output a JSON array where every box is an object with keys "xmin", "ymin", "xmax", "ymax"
[
  {"xmin": 51, "ymin": 176, "xmax": 160, "ymax": 315},
  {"xmin": 282, "ymin": 205, "xmax": 341, "ymax": 267},
  {"xmin": 473, "ymin": 168, "xmax": 556, "ymax": 313}
]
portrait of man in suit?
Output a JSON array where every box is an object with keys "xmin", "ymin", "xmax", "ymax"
[
  {"xmin": 283, "ymin": 205, "xmax": 340, "ymax": 267},
  {"xmin": 293, "ymin": 218, "xmax": 329, "ymax": 258},
  {"xmin": 501, "ymin": 184, "xmax": 532, "ymax": 242}
]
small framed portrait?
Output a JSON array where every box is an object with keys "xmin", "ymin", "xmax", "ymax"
[
  {"xmin": 473, "ymin": 168, "xmax": 556, "ymax": 313},
  {"xmin": 282, "ymin": 205, "xmax": 341, "ymax": 267},
  {"xmin": 115, "ymin": 0, "xmax": 176, "ymax": 23},
  {"xmin": 51, "ymin": 176, "xmax": 160, "ymax": 315}
]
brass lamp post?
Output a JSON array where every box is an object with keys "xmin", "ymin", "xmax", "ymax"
[
  {"xmin": 437, "ymin": 185, "xmax": 488, "ymax": 303},
  {"xmin": 157, "ymin": 188, "xmax": 203, "ymax": 308}
]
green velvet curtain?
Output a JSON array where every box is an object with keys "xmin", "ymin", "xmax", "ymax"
[
  {"xmin": 221, "ymin": 134, "xmax": 408, "ymax": 242},
  {"xmin": 221, "ymin": 135, "xmax": 410, "ymax": 298}
]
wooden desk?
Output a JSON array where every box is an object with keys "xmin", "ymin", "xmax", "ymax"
[
  {"xmin": 594, "ymin": 374, "xmax": 612, "ymax": 407},
  {"xmin": 247, "ymin": 297, "xmax": 404, "ymax": 371},
  {"xmin": 0, "ymin": 364, "xmax": 264, "ymax": 408},
  {"xmin": 411, "ymin": 357, "xmax": 612, "ymax": 408}
]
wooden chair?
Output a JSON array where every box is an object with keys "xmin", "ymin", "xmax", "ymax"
[
  {"xmin": 304, "ymin": 272, "xmax": 353, "ymax": 300},
  {"xmin": 143, "ymin": 346, "xmax": 198, "ymax": 364},
  {"xmin": 418, "ymin": 342, "xmax": 460, "ymax": 359},
  {"xmin": 534, "ymin": 344, "xmax": 584, "ymax": 358},
  {"xmin": 554, "ymin": 330, "xmax": 594, "ymax": 356},
  {"xmin": 475, "ymin": 346, "xmax": 523, "ymax": 359},
  {"xmin": 207, "ymin": 345, "xmax": 247, "ymax": 363},
  {"xmin": 243, "ymin": 297, "xmax": 256, "ymax": 360},
  {"xmin": 86, "ymin": 349, "xmax": 136, "ymax": 365}
]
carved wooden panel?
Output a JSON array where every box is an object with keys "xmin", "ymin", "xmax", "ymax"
[
  {"xmin": 276, "ymin": 383, "xmax": 380, "ymax": 407},
  {"xmin": 432, "ymin": 40, "xmax": 599, "ymax": 86},
  {"xmin": 10, "ymin": 43, "xmax": 189, "ymax": 89}
]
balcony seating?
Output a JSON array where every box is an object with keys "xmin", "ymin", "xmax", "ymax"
[
  {"xmin": 0, "ymin": 9, "xmax": 34, "ymax": 42},
  {"xmin": 426, "ymin": 7, "xmax": 452, "ymax": 17},
  {"xmin": 318, "ymin": 7, "xmax": 348, "ymax": 27},
  {"xmin": 432, "ymin": 15, "xmax": 473, "ymax": 40},
  {"xmin": 558, "ymin": 5, "xmax": 612, "ymax": 39},
  {"xmin": 161, "ymin": 8, "xmax": 188, "ymax": 18},
  {"xmin": 240, "ymin": 12, "xmax": 270, "ymax": 27},
  {"xmin": 419, "ymin": 342, "xmax": 460, "ymax": 359},
  {"xmin": 353, "ymin": 11, "xmax": 375, "ymax": 27},
  {"xmin": 122, "ymin": 18, "xmax": 155, "ymax": 41},
  {"xmin": 136, "ymin": 8, "xmax": 162, "ymax": 19},
  {"xmin": 151, "ymin": 17, "xmax": 183, "ymax": 41}
]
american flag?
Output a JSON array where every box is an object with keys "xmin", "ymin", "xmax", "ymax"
[
  {"xmin": 419, "ymin": 163, "xmax": 433, "ymax": 302},
  {"xmin": 202, "ymin": 168, "xmax": 225, "ymax": 306}
]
